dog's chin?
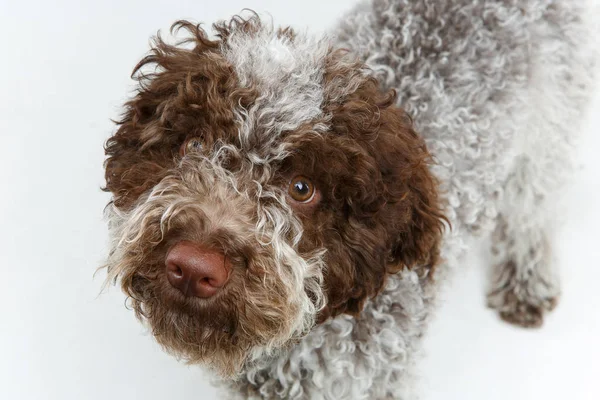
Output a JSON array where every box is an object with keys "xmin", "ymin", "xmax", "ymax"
[
  {"xmin": 126, "ymin": 276, "xmax": 303, "ymax": 377},
  {"xmin": 150, "ymin": 311, "xmax": 249, "ymax": 377},
  {"xmin": 127, "ymin": 284, "xmax": 247, "ymax": 376}
]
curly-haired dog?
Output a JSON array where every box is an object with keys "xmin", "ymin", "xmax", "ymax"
[{"xmin": 103, "ymin": 1, "xmax": 596, "ymax": 398}]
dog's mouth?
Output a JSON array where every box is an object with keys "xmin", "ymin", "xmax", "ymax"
[
  {"xmin": 128, "ymin": 262, "xmax": 242, "ymax": 333},
  {"xmin": 119, "ymin": 244, "xmax": 314, "ymax": 375},
  {"xmin": 125, "ymin": 267, "xmax": 254, "ymax": 374}
]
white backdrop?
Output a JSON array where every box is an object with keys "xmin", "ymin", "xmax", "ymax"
[{"xmin": 1, "ymin": 1, "xmax": 598, "ymax": 399}]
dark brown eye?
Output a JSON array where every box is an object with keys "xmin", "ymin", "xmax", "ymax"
[
  {"xmin": 288, "ymin": 176, "xmax": 315, "ymax": 203},
  {"xmin": 180, "ymin": 137, "xmax": 203, "ymax": 156}
]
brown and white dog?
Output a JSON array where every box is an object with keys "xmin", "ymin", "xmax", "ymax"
[{"xmin": 103, "ymin": 2, "xmax": 595, "ymax": 398}]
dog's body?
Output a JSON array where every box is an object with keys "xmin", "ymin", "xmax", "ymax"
[{"xmin": 104, "ymin": 1, "xmax": 596, "ymax": 399}]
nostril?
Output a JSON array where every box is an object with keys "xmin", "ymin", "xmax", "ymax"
[
  {"xmin": 200, "ymin": 276, "xmax": 221, "ymax": 288},
  {"xmin": 165, "ymin": 261, "xmax": 184, "ymax": 278},
  {"xmin": 173, "ymin": 265, "xmax": 183, "ymax": 278}
]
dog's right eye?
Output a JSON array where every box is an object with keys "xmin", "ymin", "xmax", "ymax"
[{"xmin": 180, "ymin": 137, "xmax": 203, "ymax": 156}]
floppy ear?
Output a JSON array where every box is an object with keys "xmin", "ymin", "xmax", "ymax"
[
  {"xmin": 375, "ymin": 97, "xmax": 447, "ymax": 276},
  {"xmin": 104, "ymin": 21, "xmax": 239, "ymax": 210}
]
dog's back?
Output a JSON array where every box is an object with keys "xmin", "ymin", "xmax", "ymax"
[{"xmin": 336, "ymin": 0, "xmax": 596, "ymax": 236}]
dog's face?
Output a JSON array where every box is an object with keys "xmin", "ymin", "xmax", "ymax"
[{"xmin": 104, "ymin": 17, "xmax": 444, "ymax": 375}]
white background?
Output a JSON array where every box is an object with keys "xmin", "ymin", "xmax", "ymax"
[{"xmin": 1, "ymin": 1, "xmax": 598, "ymax": 399}]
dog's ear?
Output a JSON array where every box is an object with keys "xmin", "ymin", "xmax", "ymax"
[
  {"xmin": 373, "ymin": 92, "xmax": 446, "ymax": 276},
  {"xmin": 104, "ymin": 21, "xmax": 240, "ymax": 210},
  {"xmin": 323, "ymin": 76, "xmax": 447, "ymax": 304},
  {"xmin": 104, "ymin": 116, "xmax": 176, "ymax": 210},
  {"xmin": 313, "ymin": 82, "xmax": 447, "ymax": 320}
]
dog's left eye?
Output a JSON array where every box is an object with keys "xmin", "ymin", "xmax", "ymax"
[
  {"xmin": 180, "ymin": 137, "xmax": 203, "ymax": 156},
  {"xmin": 288, "ymin": 176, "xmax": 315, "ymax": 203}
]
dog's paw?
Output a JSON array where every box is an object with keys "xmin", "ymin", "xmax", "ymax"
[{"xmin": 487, "ymin": 289, "xmax": 558, "ymax": 329}]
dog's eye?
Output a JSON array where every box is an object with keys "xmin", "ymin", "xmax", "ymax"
[
  {"xmin": 180, "ymin": 137, "xmax": 203, "ymax": 156},
  {"xmin": 288, "ymin": 176, "xmax": 315, "ymax": 203}
]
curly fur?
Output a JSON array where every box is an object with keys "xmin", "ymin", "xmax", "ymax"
[{"xmin": 103, "ymin": 1, "xmax": 597, "ymax": 398}]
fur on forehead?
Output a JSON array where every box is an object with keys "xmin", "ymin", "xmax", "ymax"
[
  {"xmin": 219, "ymin": 15, "xmax": 337, "ymax": 161},
  {"xmin": 104, "ymin": 13, "xmax": 373, "ymax": 210}
]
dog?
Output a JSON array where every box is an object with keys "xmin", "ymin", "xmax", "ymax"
[{"xmin": 103, "ymin": 1, "xmax": 596, "ymax": 398}]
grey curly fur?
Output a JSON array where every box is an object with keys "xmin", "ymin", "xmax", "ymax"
[{"xmin": 218, "ymin": 1, "xmax": 597, "ymax": 398}]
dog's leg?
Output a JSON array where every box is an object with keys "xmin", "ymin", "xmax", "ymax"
[
  {"xmin": 486, "ymin": 156, "xmax": 560, "ymax": 328},
  {"xmin": 485, "ymin": 1, "xmax": 597, "ymax": 328}
]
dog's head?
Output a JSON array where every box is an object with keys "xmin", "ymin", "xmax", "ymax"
[{"xmin": 103, "ymin": 16, "xmax": 445, "ymax": 376}]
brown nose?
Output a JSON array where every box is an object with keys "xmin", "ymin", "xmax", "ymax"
[{"xmin": 165, "ymin": 241, "xmax": 231, "ymax": 298}]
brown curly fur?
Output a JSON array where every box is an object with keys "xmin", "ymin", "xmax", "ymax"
[{"xmin": 103, "ymin": 16, "xmax": 446, "ymax": 375}]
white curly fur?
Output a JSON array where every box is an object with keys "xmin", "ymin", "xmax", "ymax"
[
  {"xmin": 212, "ymin": 0, "xmax": 597, "ymax": 398},
  {"xmin": 223, "ymin": 21, "xmax": 331, "ymax": 164}
]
